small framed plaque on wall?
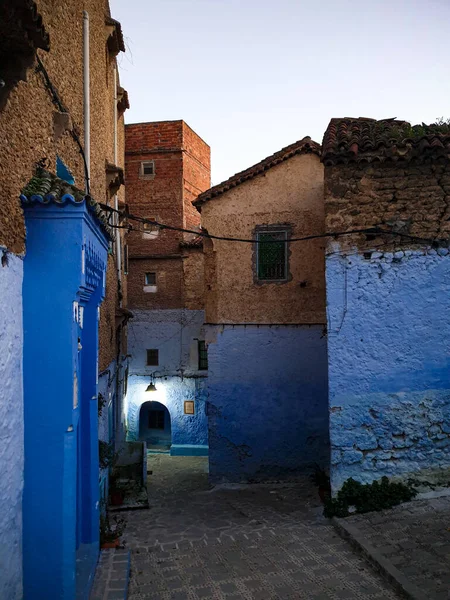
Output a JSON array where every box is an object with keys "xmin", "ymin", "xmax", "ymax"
[{"xmin": 184, "ymin": 400, "xmax": 195, "ymax": 415}]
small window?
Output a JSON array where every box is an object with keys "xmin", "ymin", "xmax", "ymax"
[
  {"xmin": 198, "ymin": 341, "xmax": 208, "ymax": 370},
  {"xmin": 146, "ymin": 349, "xmax": 159, "ymax": 366},
  {"xmin": 256, "ymin": 230, "xmax": 288, "ymax": 281},
  {"xmin": 149, "ymin": 410, "xmax": 165, "ymax": 429},
  {"xmin": 140, "ymin": 161, "xmax": 155, "ymax": 177},
  {"xmin": 145, "ymin": 272, "xmax": 156, "ymax": 285},
  {"xmin": 142, "ymin": 217, "xmax": 159, "ymax": 239}
]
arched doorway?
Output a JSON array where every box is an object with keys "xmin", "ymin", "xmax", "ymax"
[{"xmin": 139, "ymin": 401, "xmax": 172, "ymax": 452}]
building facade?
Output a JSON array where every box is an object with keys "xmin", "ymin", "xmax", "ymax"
[
  {"xmin": 0, "ymin": 1, "xmax": 128, "ymax": 597},
  {"xmin": 195, "ymin": 138, "xmax": 329, "ymax": 483},
  {"xmin": 125, "ymin": 121, "xmax": 210, "ymax": 456},
  {"xmin": 322, "ymin": 118, "xmax": 450, "ymax": 491}
]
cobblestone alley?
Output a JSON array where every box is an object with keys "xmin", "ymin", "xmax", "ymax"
[{"xmin": 120, "ymin": 455, "xmax": 399, "ymax": 600}]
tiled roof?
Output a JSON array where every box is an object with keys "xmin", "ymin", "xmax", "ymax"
[
  {"xmin": 194, "ymin": 137, "xmax": 321, "ymax": 207},
  {"xmin": 20, "ymin": 169, "xmax": 113, "ymax": 237},
  {"xmin": 105, "ymin": 16, "xmax": 125, "ymax": 55},
  {"xmin": 322, "ymin": 117, "xmax": 450, "ymax": 166}
]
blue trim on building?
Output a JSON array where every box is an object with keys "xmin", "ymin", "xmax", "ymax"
[{"xmin": 22, "ymin": 195, "xmax": 108, "ymax": 599}]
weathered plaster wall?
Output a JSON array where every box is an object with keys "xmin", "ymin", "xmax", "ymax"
[
  {"xmin": 205, "ymin": 325, "xmax": 329, "ymax": 482},
  {"xmin": 0, "ymin": 0, "xmax": 124, "ymax": 254},
  {"xmin": 126, "ymin": 376, "xmax": 208, "ymax": 452},
  {"xmin": 0, "ymin": 253, "xmax": 23, "ymax": 600},
  {"xmin": 128, "ymin": 309, "xmax": 206, "ymax": 376},
  {"xmin": 182, "ymin": 249, "xmax": 205, "ymax": 310},
  {"xmin": 327, "ymin": 248, "xmax": 450, "ymax": 490},
  {"xmin": 201, "ymin": 153, "xmax": 325, "ymax": 324},
  {"xmin": 325, "ymin": 160, "xmax": 450, "ymax": 490}
]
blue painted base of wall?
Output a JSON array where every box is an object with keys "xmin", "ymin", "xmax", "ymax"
[
  {"xmin": 0, "ymin": 251, "xmax": 24, "ymax": 600},
  {"xmin": 326, "ymin": 249, "xmax": 450, "ymax": 491},
  {"xmin": 76, "ymin": 542, "xmax": 99, "ymax": 600},
  {"xmin": 170, "ymin": 444, "xmax": 209, "ymax": 456},
  {"xmin": 206, "ymin": 325, "xmax": 329, "ymax": 483}
]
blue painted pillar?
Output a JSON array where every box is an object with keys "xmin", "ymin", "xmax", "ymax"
[{"xmin": 22, "ymin": 195, "xmax": 108, "ymax": 600}]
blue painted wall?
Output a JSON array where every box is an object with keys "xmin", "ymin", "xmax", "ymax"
[
  {"xmin": 326, "ymin": 248, "xmax": 450, "ymax": 491},
  {"xmin": 126, "ymin": 376, "xmax": 208, "ymax": 454},
  {"xmin": 205, "ymin": 324, "xmax": 329, "ymax": 483},
  {"xmin": 126, "ymin": 308, "xmax": 209, "ymax": 454},
  {"xmin": 0, "ymin": 251, "xmax": 24, "ymax": 600},
  {"xmin": 128, "ymin": 308, "xmax": 206, "ymax": 376},
  {"xmin": 98, "ymin": 358, "xmax": 128, "ymax": 504},
  {"xmin": 22, "ymin": 198, "xmax": 108, "ymax": 599}
]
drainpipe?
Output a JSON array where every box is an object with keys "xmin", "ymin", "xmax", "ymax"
[
  {"xmin": 113, "ymin": 65, "xmax": 122, "ymax": 305},
  {"xmin": 83, "ymin": 11, "xmax": 90, "ymax": 193},
  {"xmin": 113, "ymin": 65, "xmax": 123, "ymax": 443}
]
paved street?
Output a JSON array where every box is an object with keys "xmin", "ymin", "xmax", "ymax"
[
  {"xmin": 345, "ymin": 495, "xmax": 450, "ymax": 599},
  {"xmin": 122, "ymin": 455, "xmax": 399, "ymax": 599}
]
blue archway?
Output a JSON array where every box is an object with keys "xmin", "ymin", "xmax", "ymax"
[{"xmin": 139, "ymin": 401, "xmax": 172, "ymax": 450}]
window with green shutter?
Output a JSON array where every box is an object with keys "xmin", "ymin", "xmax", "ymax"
[
  {"xmin": 198, "ymin": 341, "xmax": 208, "ymax": 370},
  {"xmin": 256, "ymin": 230, "xmax": 288, "ymax": 281}
]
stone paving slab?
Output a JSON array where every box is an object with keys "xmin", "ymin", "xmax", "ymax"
[
  {"xmin": 120, "ymin": 456, "xmax": 400, "ymax": 599},
  {"xmin": 90, "ymin": 549, "xmax": 130, "ymax": 600},
  {"xmin": 339, "ymin": 496, "xmax": 450, "ymax": 600}
]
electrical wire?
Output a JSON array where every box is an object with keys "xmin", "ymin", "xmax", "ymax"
[
  {"xmin": 35, "ymin": 53, "xmax": 91, "ymax": 194},
  {"xmin": 98, "ymin": 203, "xmax": 442, "ymax": 247}
]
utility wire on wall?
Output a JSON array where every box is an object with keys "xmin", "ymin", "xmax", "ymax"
[{"xmin": 99, "ymin": 203, "xmax": 443, "ymax": 247}]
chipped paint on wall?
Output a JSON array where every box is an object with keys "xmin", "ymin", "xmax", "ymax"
[{"xmin": 326, "ymin": 248, "xmax": 450, "ymax": 491}]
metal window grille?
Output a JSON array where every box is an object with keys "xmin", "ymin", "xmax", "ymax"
[
  {"xmin": 257, "ymin": 231, "xmax": 287, "ymax": 280},
  {"xmin": 198, "ymin": 341, "xmax": 208, "ymax": 370},
  {"xmin": 146, "ymin": 349, "xmax": 159, "ymax": 366},
  {"xmin": 149, "ymin": 410, "xmax": 164, "ymax": 429},
  {"xmin": 145, "ymin": 272, "xmax": 156, "ymax": 285}
]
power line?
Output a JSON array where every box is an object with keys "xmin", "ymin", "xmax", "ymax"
[{"xmin": 98, "ymin": 203, "xmax": 441, "ymax": 246}]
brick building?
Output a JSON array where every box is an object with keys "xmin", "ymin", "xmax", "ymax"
[
  {"xmin": 125, "ymin": 121, "xmax": 211, "ymax": 456},
  {"xmin": 0, "ymin": 1, "xmax": 129, "ymax": 597}
]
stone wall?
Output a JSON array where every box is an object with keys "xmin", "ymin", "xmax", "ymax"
[
  {"xmin": 205, "ymin": 324, "xmax": 329, "ymax": 482},
  {"xmin": 0, "ymin": 253, "xmax": 23, "ymax": 600},
  {"xmin": 325, "ymin": 160, "xmax": 450, "ymax": 490}
]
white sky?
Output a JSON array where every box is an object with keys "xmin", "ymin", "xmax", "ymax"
[{"xmin": 110, "ymin": 0, "xmax": 450, "ymax": 185}]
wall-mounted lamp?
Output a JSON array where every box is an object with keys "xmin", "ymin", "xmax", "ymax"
[{"xmin": 145, "ymin": 374, "xmax": 157, "ymax": 392}]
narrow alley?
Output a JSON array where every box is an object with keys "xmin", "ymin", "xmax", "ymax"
[{"xmin": 116, "ymin": 456, "xmax": 398, "ymax": 599}]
